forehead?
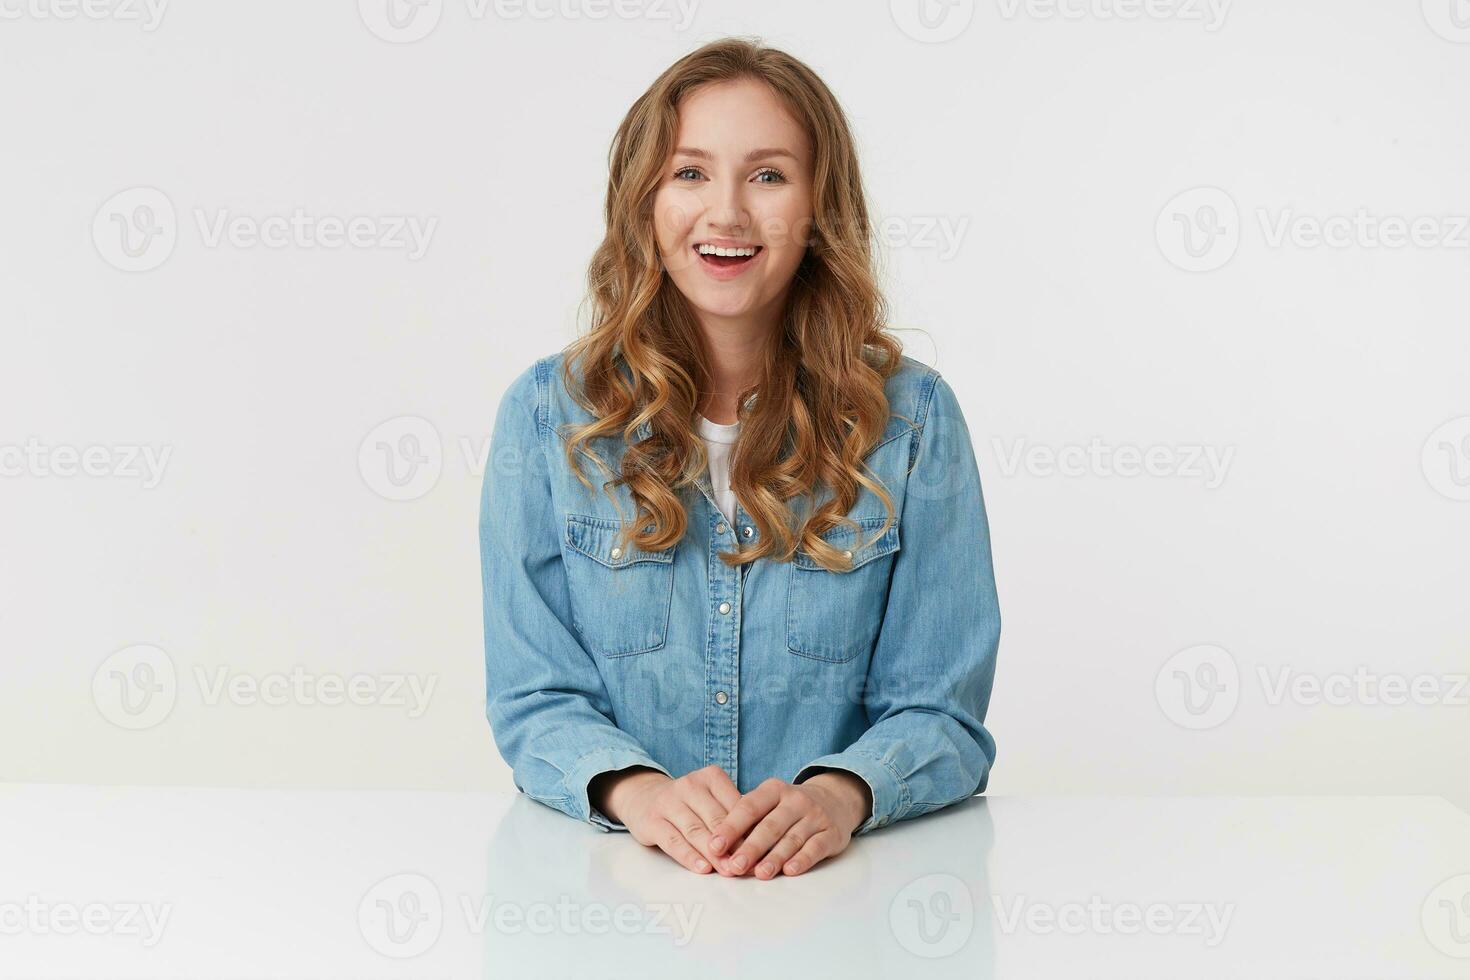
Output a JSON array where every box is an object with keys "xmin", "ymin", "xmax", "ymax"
[{"xmin": 672, "ymin": 78, "xmax": 809, "ymax": 161}]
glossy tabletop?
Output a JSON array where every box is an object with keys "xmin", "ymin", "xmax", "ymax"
[{"xmin": 2, "ymin": 785, "xmax": 1468, "ymax": 978}]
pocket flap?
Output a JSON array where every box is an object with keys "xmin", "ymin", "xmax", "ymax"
[
  {"xmin": 793, "ymin": 516, "xmax": 901, "ymax": 572},
  {"xmin": 565, "ymin": 514, "xmax": 674, "ymax": 569}
]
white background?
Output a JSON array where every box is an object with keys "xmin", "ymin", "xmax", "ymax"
[{"xmin": 2, "ymin": 0, "xmax": 1467, "ymax": 813}]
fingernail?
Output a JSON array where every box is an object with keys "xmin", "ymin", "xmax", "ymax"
[
  {"xmin": 732, "ymin": 855, "xmax": 747, "ymax": 872},
  {"xmin": 695, "ymin": 859, "xmax": 709, "ymax": 872},
  {"xmin": 757, "ymin": 862, "xmax": 774, "ymax": 877},
  {"xmin": 710, "ymin": 836, "xmax": 725, "ymax": 852}
]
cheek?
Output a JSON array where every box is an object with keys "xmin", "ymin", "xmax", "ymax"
[
  {"xmin": 653, "ymin": 191, "xmax": 699, "ymax": 253},
  {"xmin": 756, "ymin": 203, "xmax": 814, "ymax": 267}
]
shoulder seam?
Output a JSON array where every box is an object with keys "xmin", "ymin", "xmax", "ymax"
[
  {"xmin": 534, "ymin": 351, "xmax": 614, "ymax": 475},
  {"xmin": 531, "ymin": 355, "xmax": 550, "ymax": 451},
  {"xmin": 907, "ymin": 367, "xmax": 943, "ymax": 471},
  {"xmin": 914, "ymin": 366, "xmax": 943, "ymax": 431}
]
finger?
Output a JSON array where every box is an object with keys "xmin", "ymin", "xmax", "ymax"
[
  {"xmin": 725, "ymin": 798, "xmax": 804, "ymax": 876},
  {"xmin": 648, "ymin": 818, "xmax": 712, "ymax": 875},
  {"xmin": 710, "ymin": 777, "xmax": 784, "ymax": 856},
  {"xmin": 667, "ymin": 801, "xmax": 723, "ymax": 868},
  {"xmin": 680, "ymin": 790, "xmax": 742, "ymax": 874},
  {"xmin": 684, "ymin": 787, "xmax": 731, "ymax": 833},
  {"xmin": 700, "ymin": 768, "xmax": 743, "ymax": 812},
  {"xmin": 752, "ymin": 813, "xmax": 824, "ymax": 880},
  {"xmin": 781, "ymin": 830, "xmax": 839, "ymax": 877},
  {"xmin": 694, "ymin": 768, "xmax": 743, "ymax": 851},
  {"xmin": 699, "ymin": 781, "xmax": 740, "ymax": 858}
]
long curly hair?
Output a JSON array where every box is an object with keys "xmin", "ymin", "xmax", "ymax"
[{"xmin": 558, "ymin": 36, "xmax": 905, "ymax": 572}]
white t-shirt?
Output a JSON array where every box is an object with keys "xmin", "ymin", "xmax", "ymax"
[{"xmin": 696, "ymin": 412, "xmax": 741, "ymax": 523}]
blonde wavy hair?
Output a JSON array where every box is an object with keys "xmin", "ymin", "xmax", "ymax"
[{"xmin": 559, "ymin": 36, "xmax": 905, "ymax": 572}]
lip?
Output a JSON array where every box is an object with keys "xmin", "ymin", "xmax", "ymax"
[
  {"xmin": 696, "ymin": 238, "xmax": 761, "ymax": 249},
  {"xmin": 691, "ymin": 242, "xmax": 764, "ymax": 281}
]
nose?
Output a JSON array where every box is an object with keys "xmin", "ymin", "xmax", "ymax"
[{"xmin": 706, "ymin": 180, "xmax": 750, "ymax": 235}]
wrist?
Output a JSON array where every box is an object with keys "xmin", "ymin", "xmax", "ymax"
[
  {"xmin": 802, "ymin": 770, "xmax": 872, "ymax": 833},
  {"xmin": 591, "ymin": 767, "xmax": 668, "ymax": 824}
]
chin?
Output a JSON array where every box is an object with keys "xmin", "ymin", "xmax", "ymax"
[{"xmin": 687, "ymin": 291, "xmax": 762, "ymax": 319}]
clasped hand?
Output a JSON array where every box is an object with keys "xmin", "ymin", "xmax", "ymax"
[{"xmin": 595, "ymin": 765, "xmax": 871, "ymax": 878}]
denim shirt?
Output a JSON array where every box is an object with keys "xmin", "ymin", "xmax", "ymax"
[{"xmin": 479, "ymin": 349, "xmax": 1001, "ymax": 835}]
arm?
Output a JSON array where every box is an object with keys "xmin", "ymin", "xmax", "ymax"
[
  {"xmin": 480, "ymin": 359, "xmax": 670, "ymax": 831},
  {"xmin": 793, "ymin": 372, "xmax": 1002, "ymax": 834}
]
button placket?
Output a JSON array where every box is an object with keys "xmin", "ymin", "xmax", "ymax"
[{"xmin": 696, "ymin": 478, "xmax": 742, "ymax": 781}]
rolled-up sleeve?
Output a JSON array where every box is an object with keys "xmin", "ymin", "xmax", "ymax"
[
  {"xmin": 480, "ymin": 359, "xmax": 669, "ymax": 832},
  {"xmin": 794, "ymin": 372, "xmax": 1001, "ymax": 834}
]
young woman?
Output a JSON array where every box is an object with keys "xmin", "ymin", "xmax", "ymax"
[{"xmin": 480, "ymin": 37, "xmax": 1001, "ymax": 880}]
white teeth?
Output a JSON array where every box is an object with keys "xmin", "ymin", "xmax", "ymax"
[{"xmin": 696, "ymin": 244, "xmax": 758, "ymax": 257}]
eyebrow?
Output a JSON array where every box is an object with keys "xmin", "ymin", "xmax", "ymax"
[{"xmin": 673, "ymin": 146, "xmax": 799, "ymax": 163}]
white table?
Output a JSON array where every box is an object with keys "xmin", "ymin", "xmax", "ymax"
[{"xmin": 2, "ymin": 785, "xmax": 1468, "ymax": 978}]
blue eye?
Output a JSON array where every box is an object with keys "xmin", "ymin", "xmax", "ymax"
[{"xmin": 672, "ymin": 166, "xmax": 789, "ymax": 184}]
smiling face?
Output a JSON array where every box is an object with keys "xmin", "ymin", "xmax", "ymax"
[{"xmin": 652, "ymin": 77, "xmax": 815, "ymax": 330}]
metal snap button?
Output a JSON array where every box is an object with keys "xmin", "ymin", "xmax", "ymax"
[
  {"xmin": 718, "ymin": 601, "xmax": 731, "ymax": 615},
  {"xmin": 610, "ymin": 547, "xmax": 622, "ymax": 559},
  {"xmin": 715, "ymin": 691, "xmax": 728, "ymax": 705},
  {"xmin": 715, "ymin": 522, "xmax": 727, "ymax": 534}
]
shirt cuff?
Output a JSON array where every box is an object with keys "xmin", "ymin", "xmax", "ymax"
[
  {"xmin": 565, "ymin": 747, "xmax": 672, "ymax": 832},
  {"xmin": 794, "ymin": 751, "xmax": 908, "ymax": 835}
]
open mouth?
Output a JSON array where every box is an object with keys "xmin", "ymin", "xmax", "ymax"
[{"xmin": 694, "ymin": 244, "xmax": 763, "ymax": 269}]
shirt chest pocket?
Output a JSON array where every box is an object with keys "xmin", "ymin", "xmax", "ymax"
[
  {"xmin": 786, "ymin": 516, "xmax": 902, "ymax": 664},
  {"xmin": 563, "ymin": 514, "xmax": 676, "ymax": 658}
]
